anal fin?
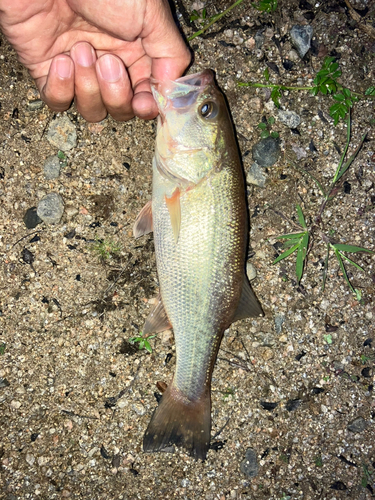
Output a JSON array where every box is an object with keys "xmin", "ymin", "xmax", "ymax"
[
  {"xmin": 133, "ymin": 200, "xmax": 153, "ymax": 238},
  {"xmin": 143, "ymin": 293, "xmax": 172, "ymax": 335},
  {"xmin": 233, "ymin": 276, "xmax": 264, "ymax": 321}
]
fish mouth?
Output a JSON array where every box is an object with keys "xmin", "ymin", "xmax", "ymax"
[{"xmin": 151, "ymin": 69, "xmax": 214, "ymax": 114}]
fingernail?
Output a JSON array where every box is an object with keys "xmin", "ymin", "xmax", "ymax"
[
  {"xmin": 75, "ymin": 43, "xmax": 95, "ymax": 67},
  {"xmin": 98, "ymin": 56, "xmax": 121, "ymax": 83},
  {"xmin": 56, "ymin": 57, "xmax": 73, "ymax": 79}
]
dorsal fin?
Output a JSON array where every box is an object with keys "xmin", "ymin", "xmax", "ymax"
[
  {"xmin": 143, "ymin": 293, "xmax": 172, "ymax": 335},
  {"xmin": 133, "ymin": 200, "xmax": 153, "ymax": 238},
  {"xmin": 233, "ymin": 276, "xmax": 264, "ymax": 321}
]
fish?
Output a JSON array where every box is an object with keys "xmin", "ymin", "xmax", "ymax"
[{"xmin": 133, "ymin": 69, "xmax": 263, "ymax": 460}]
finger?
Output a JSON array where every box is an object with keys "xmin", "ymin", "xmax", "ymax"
[
  {"xmin": 70, "ymin": 42, "xmax": 107, "ymax": 122},
  {"xmin": 38, "ymin": 55, "xmax": 75, "ymax": 112},
  {"xmin": 129, "ymin": 56, "xmax": 158, "ymax": 120},
  {"xmin": 142, "ymin": 0, "xmax": 192, "ymax": 80},
  {"xmin": 96, "ymin": 54, "xmax": 134, "ymax": 121}
]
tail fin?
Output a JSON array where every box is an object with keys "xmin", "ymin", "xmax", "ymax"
[{"xmin": 143, "ymin": 385, "xmax": 211, "ymax": 461}]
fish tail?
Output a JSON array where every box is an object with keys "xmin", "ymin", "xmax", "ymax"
[{"xmin": 143, "ymin": 385, "xmax": 211, "ymax": 461}]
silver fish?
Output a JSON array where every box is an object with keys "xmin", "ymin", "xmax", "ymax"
[{"xmin": 133, "ymin": 70, "xmax": 263, "ymax": 460}]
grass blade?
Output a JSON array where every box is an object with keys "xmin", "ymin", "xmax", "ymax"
[
  {"xmin": 332, "ymin": 113, "xmax": 351, "ymax": 184},
  {"xmin": 332, "ymin": 243, "xmax": 373, "ymax": 254},
  {"xmin": 296, "ymin": 205, "xmax": 307, "ymax": 229},
  {"xmin": 296, "ymin": 232, "xmax": 309, "ymax": 283},
  {"xmin": 188, "ymin": 0, "xmax": 245, "ymax": 41},
  {"xmin": 339, "ymin": 253, "xmax": 365, "ymax": 272},
  {"xmin": 333, "ymin": 130, "xmax": 368, "ymax": 184},
  {"xmin": 276, "ymin": 232, "xmax": 306, "ymax": 239},
  {"xmin": 273, "ymin": 243, "xmax": 299, "ymax": 264},
  {"xmin": 334, "ymin": 248, "xmax": 355, "ymax": 293}
]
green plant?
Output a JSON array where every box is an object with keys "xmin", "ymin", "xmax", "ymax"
[
  {"xmin": 361, "ymin": 463, "xmax": 373, "ymax": 489},
  {"xmin": 57, "ymin": 150, "xmax": 68, "ymax": 168},
  {"xmin": 258, "ymin": 116, "xmax": 279, "ymax": 139},
  {"xmin": 314, "ymin": 454, "xmax": 323, "ymax": 467},
  {"xmin": 0, "ymin": 342, "xmax": 6, "ymax": 355},
  {"xmin": 252, "ymin": 0, "xmax": 278, "ymax": 13},
  {"xmin": 188, "ymin": 0, "xmax": 245, "ymax": 41},
  {"xmin": 323, "ymin": 334, "xmax": 333, "ymax": 345},
  {"xmin": 91, "ymin": 238, "xmax": 121, "ymax": 261},
  {"xmin": 272, "ymin": 115, "xmax": 373, "ymax": 298},
  {"xmin": 239, "ymin": 56, "xmax": 375, "ymax": 126},
  {"xmin": 222, "ymin": 386, "xmax": 236, "ymax": 400},
  {"xmin": 129, "ymin": 334, "xmax": 156, "ymax": 354}
]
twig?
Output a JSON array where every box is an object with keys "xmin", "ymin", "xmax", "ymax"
[{"xmin": 344, "ymin": 0, "xmax": 375, "ymax": 39}]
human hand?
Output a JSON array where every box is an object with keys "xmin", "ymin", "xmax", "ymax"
[{"xmin": 0, "ymin": 0, "xmax": 191, "ymax": 121}]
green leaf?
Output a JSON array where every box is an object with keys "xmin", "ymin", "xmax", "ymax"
[
  {"xmin": 355, "ymin": 289, "xmax": 362, "ymax": 302},
  {"xmin": 273, "ymin": 243, "xmax": 299, "ymax": 264},
  {"xmin": 323, "ymin": 334, "xmax": 333, "ymax": 344},
  {"xmin": 264, "ymin": 67, "xmax": 270, "ymax": 81},
  {"xmin": 334, "ymin": 248, "xmax": 355, "ymax": 293},
  {"xmin": 333, "ymin": 93, "xmax": 345, "ymax": 101},
  {"xmin": 144, "ymin": 340, "xmax": 152, "ymax": 353},
  {"xmin": 258, "ymin": 122, "xmax": 267, "ymax": 130},
  {"xmin": 365, "ymin": 86, "xmax": 375, "ymax": 96},
  {"xmin": 296, "ymin": 204, "xmax": 307, "ymax": 228},
  {"xmin": 202, "ymin": 7, "xmax": 207, "ymax": 18},
  {"xmin": 268, "ymin": 116, "xmax": 275, "ymax": 125},
  {"xmin": 270, "ymin": 131, "xmax": 279, "ymax": 138},
  {"xmin": 57, "ymin": 150, "xmax": 66, "ymax": 159},
  {"xmin": 271, "ymin": 87, "xmax": 281, "ymax": 107},
  {"xmin": 339, "ymin": 253, "xmax": 365, "ymax": 272},
  {"xmin": 310, "ymin": 86, "xmax": 319, "ymax": 96},
  {"xmin": 320, "ymin": 85, "xmax": 328, "ymax": 95},
  {"xmin": 0, "ymin": 342, "xmax": 6, "ymax": 355},
  {"xmin": 260, "ymin": 130, "xmax": 270, "ymax": 139},
  {"xmin": 296, "ymin": 231, "xmax": 309, "ymax": 283},
  {"xmin": 276, "ymin": 232, "xmax": 306, "ymax": 239},
  {"xmin": 332, "ymin": 244, "xmax": 373, "ymax": 254}
]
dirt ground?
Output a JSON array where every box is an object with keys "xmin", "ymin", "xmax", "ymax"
[{"xmin": 1, "ymin": 0, "xmax": 374, "ymax": 499}]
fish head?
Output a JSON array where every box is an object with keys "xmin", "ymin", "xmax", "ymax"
[{"xmin": 151, "ymin": 70, "xmax": 232, "ymax": 186}]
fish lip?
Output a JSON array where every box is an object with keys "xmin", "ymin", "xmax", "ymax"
[{"xmin": 151, "ymin": 70, "xmax": 214, "ymax": 114}]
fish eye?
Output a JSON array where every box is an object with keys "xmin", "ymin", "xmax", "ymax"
[{"xmin": 199, "ymin": 101, "xmax": 218, "ymax": 119}]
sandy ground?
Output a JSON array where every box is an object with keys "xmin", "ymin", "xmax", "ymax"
[{"xmin": 1, "ymin": 0, "xmax": 375, "ymax": 499}]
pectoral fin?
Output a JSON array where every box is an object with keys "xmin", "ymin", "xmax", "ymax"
[
  {"xmin": 133, "ymin": 201, "xmax": 153, "ymax": 238},
  {"xmin": 143, "ymin": 293, "xmax": 172, "ymax": 335},
  {"xmin": 233, "ymin": 276, "xmax": 264, "ymax": 321},
  {"xmin": 165, "ymin": 188, "xmax": 181, "ymax": 243}
]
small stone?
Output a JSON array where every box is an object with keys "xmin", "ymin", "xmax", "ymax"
[
  {"xmin": 347, "ymin": 416, "xmax": 367, "ymax": 433},
  {"xmin": 0, "ymin": 377, "xmax": 10, "ymax": 388},
  {"xmin": 37, "ymin": 456, "xmax": 49, "ymax": 466},
  {"xmin": 23, "ymin": 207, "xmax": 42, "ymax": 229},
  {"xmin": 28, "ymin": 100, "xmax": 44, "ymax": 111},
  {"xmin": 255, "ymin": 32, "xmax": 265, "ymax": 49},
  {"xmin": 240, "ymin": 448, "xmax": 259, "ymax": 478},
  {"xmin": 278, "ymin": 334, "xmax": 288, "ymax": 343},
  {"xmin": 132, "ymin": 403, "xmax": 146, "ymax": 416},
  {"xmin": 256, "ymin": 332, "xmax": 276, "ymax": 347},
  {"xmin": 10, "ymin": 400, "xmax": 21, "ymax": 409},
  {"xmin": 37, "ymin": 193, "xmax": 64, "ymax": 224},
  {"xmin": 278, "ymin": 110, "xmax": 301, "ymax": 128},
  {"xmin": 246, "ymin": 163, "xmax": 268, "ymax": 188},
  {"xmin": 252, "ymin": 137, "xmax": 281, "ymax": 167},
  {"xmin": 246, "ymin": 261, "xmax": 257, "ymax": 280},
  {"xmin": 288, "ymin": 50, "xmax": 300, "ymax": 62},
  {"xmin": 290, "ymin": 25, "xmax": 313, "ymax": 58},
  {"xmin": 247, "ymin": 97, "xmax": 263, "ymax": 113},
  {"xmin": 26, "ymin": 454, "xmax": 35, "ymax": 466},
  {"xmin": 46, "ymin": 115, "xmax": 77, "ymax": 151},
  {"xmin": 261, "ymin": 347, "xmax": 274, "ymax": 360},
  {"xmin": 160, "ymin": 329, "xmax": 174, "ymax": 345},
  {"xmin": 65, "ymin": 205, "xmax": 79, "ymax": 218},
  {"xmin": 274, "ymin": 314, "xmax": 285, "ymax": 334},
  {"xmin": 43, "ymin": 155, "xmax": 61, "ymax": 180}
]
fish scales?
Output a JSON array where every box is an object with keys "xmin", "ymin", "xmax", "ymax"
[{"xmin": 133, "ymin": 70, "xmax": 263, "ymax": 460}]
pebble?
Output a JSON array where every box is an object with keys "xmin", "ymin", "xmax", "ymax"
[
  {"xmin": 46, "ymin": 115, "xmax": 77, "ymax": 151},
  {"xmin": 247, "ymin": 97, "xmax": 263, "ymax": 113},
  {"xmin": 26, "ymin": 454, "xmax": 35, "ymax": 466},
  {"xmin": 278, "ymin": 110, "xmax": 301, "ymax": 129},
  {"xmin": 252, "ymin": 137, "xmax": 281, "ymax": 167},
  {"xmin": 10, "ymin": 400, "xmax": 21, "ymax": 409},
  {"xmin": 288, "ymin": 49, "xmax": 300, "ymax": 62},
  {"xmin": 246, "ymin": 163, "xmax": 268, "ymax": 188},
  {"xmin": 132, "ymin": 403, "xmax": 146, "ymax": 416},
  {"xmin": 347, "ymin": 416, "xmax": 367, "ymax": 433},
  {"xmin": 275, "ymin": 314, "xmax": 285, "ymax": 334},
  {"xmin": 278, "ymin": 334, "xmax": 288, "ymax": 343},
  {"xmin": 37, "ymin": 456, "xmax": 49, "ymax": 466},
  {"xmin": 43, "ymin": 155, "xmax": 61, "ymax": 180},
  {"xmin": 261, "ymin": 347, "xmax": 274, "ymax": 361},
  {"xmin": 240, "ymin": 448, "xmax": 259, "ymax": 478},
  {"xmin": 23, "ymin": 206, "xmax": 42, "ymax": 229},
  {"xmin": 255, "ymin": 32, "xmax": 265, "ymax": 49},
  {"xmin": 27, "ymin": 99, "xmax": 44, "ymax": 111},
  {"xmin": 37, "ymin": 193, "xmax": 64, "ymax": 224},
  {"xmin": 290, "ymin": 25, "xmax": 313, "ymax": 58},
  {"xmin": 246, "ymin": 261, "xmax": 257, "ymax": 280}
]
